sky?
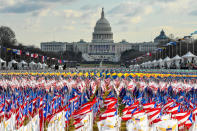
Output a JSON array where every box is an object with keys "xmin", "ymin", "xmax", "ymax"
[{"xmin": 0, "ymin": 0, "xmax": 197, "ymax": 47}]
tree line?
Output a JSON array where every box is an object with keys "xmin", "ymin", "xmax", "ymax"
[{"xmin": 0, "ymin": 26, "xmax": 82, "ymax": 65}]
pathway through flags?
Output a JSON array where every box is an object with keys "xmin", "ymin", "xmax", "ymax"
[{"xmin": 0, "ymin": 71, "xmax": 196, "ymax": 130}]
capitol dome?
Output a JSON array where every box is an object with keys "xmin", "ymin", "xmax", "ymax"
[{"xmin": 92, "ymin": 8, "xmax": 113, "ymax": 43}]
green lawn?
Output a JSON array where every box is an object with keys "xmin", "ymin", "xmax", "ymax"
[{"xmin": 79, "ymin": 64, "xmax": 121, "ymax": 68}]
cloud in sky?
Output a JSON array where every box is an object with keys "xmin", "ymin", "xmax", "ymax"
[
  {"xmin": 108, "ymin": 1, "xmax": 153, "ymax": 26},
  {"xmin": 80, "ymin": 4, "xmax": 100, "ymax": 11},
  {"xmin": 63, "ymin": 10, "xmax": 82, "ymax": 19},
  {"xmin": 0, "ymin": 3, "xmax": 46, "ymax": 13},
  {"xmin": 0, "ymin": 0, "xmax": 78, "ymax": 14},
  {"xmin": 190, "ymin": 10, "xmax": 197, "ymax": 16},
  {"xmin": 108, "ymin": 2, "xmax": 143, "ymax": 17},
  {"xmin": 0, "ymin": 0, "xmax": 196, "ymax": 47}
]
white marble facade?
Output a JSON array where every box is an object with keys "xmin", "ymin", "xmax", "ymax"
[{"xmin": 41, "ymin": 8, "xmax": 158, "ymax": 62}]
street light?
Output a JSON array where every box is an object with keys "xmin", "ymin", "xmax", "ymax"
[
  {"xmin": 179, "ymin": 40, "xmax": 182, "ymax": 56},
  {"xmin": 190, "ymin": 36, "xmax": 195, "ymax": 54},
  {"xmin": 0, "ymin": 34, "xmax": 3, "ymax": 59}
]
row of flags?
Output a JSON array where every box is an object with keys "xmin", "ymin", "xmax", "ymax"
[
  {"xmin": 97, "ymin": 94, "xmax": 121, "ymax": 130},
  {"xmin": 119, "ymin": 77, "xmax": 197, "ymax": 130},
  {"xmin": 1, "ymin": 71, "xmax": 197, "ymax": 79},
  {"xmin": 1, "ymin": 46, "xmax": 64, "ymax": 63},
  {"xmin": 133, "ymin": 31, "xmax": 197, "ymax": 65},
  {"xmin": 0, "ymin": 72, "xmax": 196, "ymax": 130},
  {"xmin": 155, "ymin": 34, "xmax": 195, "ymax": 53}
]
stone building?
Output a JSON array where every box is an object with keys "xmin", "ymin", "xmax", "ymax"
[{"xmin": 41, "ymin": 8, "xmax": 160, "ymax": 62}]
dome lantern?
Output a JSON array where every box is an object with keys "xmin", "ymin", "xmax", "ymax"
[
  {"xmin": 92, "ymin": 8, "xmax": 113, "ymax": 43},
  {"xmin": 101, "ymin": 8, "xmax": 104, "ymax": 18}
]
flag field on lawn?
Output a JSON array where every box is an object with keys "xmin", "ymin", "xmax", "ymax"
[{"xmin": 0, "ymin": 71, "xmax": 196, "ymax": 130}]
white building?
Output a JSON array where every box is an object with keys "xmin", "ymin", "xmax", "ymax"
[
  {"xmin": 40, "ymin": 42, "xmax": 66, "ymax": 52},
  {"xmin": 41, "ymin": 8, "xmax": 158, "ymax": 62},
  {"xmin": 139, "ymin": 42, "xmax": 157, "ymax": 52}
]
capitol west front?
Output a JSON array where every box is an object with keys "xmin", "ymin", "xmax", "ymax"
[{"xmin": 41, "ymin": 8, "xmax": 164, "ymax": 62}]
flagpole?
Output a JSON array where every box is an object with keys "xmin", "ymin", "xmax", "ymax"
[
  {"xmin": 155, "ymin": 52, "xmax": 156, "ymax": 60},
  {"xmin": 176, "ymin": 43, "xmax": 177, "ymax": 55},
  {"xmin": 3, "ymin": 87, "xmax": 5, "ymax": 130},
  {"xmin": 5, "ymin": 48, "xmax": 7, "ymax": 65},
  {"xmin": 160, "ymin": 51, "xmax": 161, "ymax": 59},
  {"xmin": 163, "ymin": 48, "xmax": 165, "ymax": 59},
  {"xmin": 179, "ymin": 41, "xmax": 181, "ymax": 56},
  {"xmin": 0, "ymin": 43, "xmax": 1, "ymax": 59},
  {"xmin": 157, "ymin": 51, "xmax": 159, "ymax": 59},
  {"xmin": 187, "ymin": 41, "xmax": 188, "ymax": 52},
  {"xmin": 156, "ymin": 51, "xmax": 157, "ymax": 60},
  {"xmin": 192, "ymin": 37, "xmax": 195, "ymax": 54},
  {"xmin": 20, "ymin": 49, "xmax": 22, "ymax": 63}
]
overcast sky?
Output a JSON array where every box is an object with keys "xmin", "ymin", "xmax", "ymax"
[{"xmin": 1, "ymin": 0, "xmax": 197, "ymax": 47}]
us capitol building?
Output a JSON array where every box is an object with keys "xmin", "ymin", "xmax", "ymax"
[{"xmin": 41, "ymin": 8, "xmax": 169, "ymax": 62}]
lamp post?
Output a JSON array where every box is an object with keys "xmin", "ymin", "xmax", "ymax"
[
  {"xmin": 179, "ymin": 41, "xmax": 182, "ymax": 56},
  {"xmin": 193, "ymin": 40, "xmax": 195, "ymax": 55},
  {"xmin": 0, "ymin": 39, "xmax": 1, "ymax": 59},
  {"xmin": 0, "ymin": 33, "xmax": 2, "ymax": 59},
  {"xmin": 188, "ymin": 37, "xmax": 192, "ymax": 53},
  {"xmin": 162, "ymin": 49, "xmax": 164, "ymax": 59},
  {"xmin": 160, "ymin": 50, "xmax": 162, "ymax": 59},
  {"xmin": 187, "ymin": 41, "xmax": 189, "ymax": 52},
  {"xmin": 175, "ymin": 42, "xmax": 177, "ymax": 55},
  {"xmin": 192, "ymin": 37, "xmax": 195, "ymax": 54}
]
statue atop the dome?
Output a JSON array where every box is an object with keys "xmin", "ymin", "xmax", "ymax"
[
  {"xmin": 101, "ymin": 8, "xmax": 104, "ymax": 18},
  {"xmin": 92, "ymin": 7, "xmax": 113, "ymax": 43}
]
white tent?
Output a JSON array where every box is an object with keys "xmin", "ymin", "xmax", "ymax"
[
  {"xmin": 8, "ymin": 60, "xmax": 18, "ymax": 70},
  {"xmin": 29, "ymin": 61, "xmax": 37, "ymax": 70},
  {"xmin": 141, "ymin": 63, "xmax": 144, "ymax": 68},
  {"xmin": 143, "ymin": 62, "xmax": 146, "ymax": 68},
  {"xmin": 152, "ymin": 60, "xmax": 158, "ymax": 67},
  {"xmin": 172, "ymin": 55, "xmax": 182, "ymax": 60},
  {"xmin": 51, "ymin": 64, "xmax": 55, "ymax": 69},
  {"xmin": 164, "ymin": 56, "xmax": 171, "ymax": 62},
  {"xmin": 129, "ymin": 65, "xmax": 134, "ymax": 68},
  {"xmin": 146, "ymin": 62, "xmax": 149, "ymax": 68},
  {"xmin": 143, "ymin": 62, "xmax": 148, "ymax": 68},
  {"xmin": 0, "ymin": 58, "xmax": 6, "ymax": 69},
  {"xmin": 37, "ymin": 62, "xmax": 43, "ymax": 70},
  {"xmin": 182, "ymin": 51, "xmax": 196, "ymax": 58},
  {"xmin": 156, "ymin": 59, "xmax": 160, "ymax": 67},
  {"xmin": 164, "ymin": 56, "xmax": 172, "ymax": 69},
  {"xmin": 134, "ymin": 64, "xmax": 139, "ymax": 69},
  {"xmin": 59, "ymin": 65, "xmax": 63, "ymax": 70},
  {"xmin": 182, "ymin": 51, "xmax": 197, "ymax": 63},
  {"xmin": 155, "ymin": 60, "xmax": 160, "ymax": 66},
  {"xmin": 158, "ymin": 58, "xmax": 164, "ymax": 69},
  {"xmin": 42, "ymin": 63, "xmax": 48, "ymax": 70},
  {"xmin": 18, "ymin": 60, "xmax": 28, "ymax": 70},
  {"xmin": 147, "ymin": 61, "xmax": 151, "ymax": 68},
  {"xmin": 172, "ymin": 55, "xmax": 182, "ymax": 69}
]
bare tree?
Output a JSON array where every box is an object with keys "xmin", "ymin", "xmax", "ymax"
[{"xmin": 0, "ymin": 26, "xmax": 16, "ymax": 46}]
